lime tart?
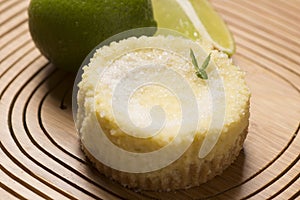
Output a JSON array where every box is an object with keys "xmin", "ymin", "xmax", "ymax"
[{"xmin": 75, "ymin": 35, "xmax": 250, "ymax": 191}]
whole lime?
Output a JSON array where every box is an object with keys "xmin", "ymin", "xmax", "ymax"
[{"xmin": 28, "ymin": 0, "xmax": 157, "ymax": 71}]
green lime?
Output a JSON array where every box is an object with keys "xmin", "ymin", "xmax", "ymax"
[
  {"xmin": 28, "ymin": 0, "xmax": 157, "ymax": 71},
  {"xmin": 152, "ymin": 0, "xmax": 235, "ymax": 55}
]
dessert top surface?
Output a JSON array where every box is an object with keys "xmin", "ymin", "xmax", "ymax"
[{"xmin": 78, "ymin": 36, "xmax": 250, "ymax": 142}]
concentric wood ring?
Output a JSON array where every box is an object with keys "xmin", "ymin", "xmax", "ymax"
[{"xmin": 1, "ymin": 0, "xmax": 299, "ymax": 199}]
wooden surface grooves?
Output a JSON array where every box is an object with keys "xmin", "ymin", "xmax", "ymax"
[{"xmin": 1, "ymin": 0, "xmax": 299, "ymax": 199}]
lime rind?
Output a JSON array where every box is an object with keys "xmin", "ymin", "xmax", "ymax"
[{"xmin": 152, "ymin": 0, "xmax": 235, "ymax": 56}]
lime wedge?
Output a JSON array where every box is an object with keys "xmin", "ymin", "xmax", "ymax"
[{"xmin": 152, "ymin": 0, "xmax": 235, "ymax": 55}]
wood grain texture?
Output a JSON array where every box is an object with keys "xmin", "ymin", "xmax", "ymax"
[{"xmin": 0, "ymin": 0, "xmax": 299, "ymax": 199}]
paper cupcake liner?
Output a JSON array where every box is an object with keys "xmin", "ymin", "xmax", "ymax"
[{"xmin": 81, "ymin": 127, "xmax": 248, "ymax": 191}]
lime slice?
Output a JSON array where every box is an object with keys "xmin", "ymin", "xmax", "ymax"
[{"xmin": 152, "ymin": 0, "xmax": 235, "ymax": 55}]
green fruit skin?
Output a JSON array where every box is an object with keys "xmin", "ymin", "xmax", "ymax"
[{"xmin": 28, "ymin": 0, "xmax": 157, "ymax": 71}]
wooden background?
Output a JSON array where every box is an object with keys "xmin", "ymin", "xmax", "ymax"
[{"xmin": 1, "ymin": 0, "xmax": 299, "ymax": 199}]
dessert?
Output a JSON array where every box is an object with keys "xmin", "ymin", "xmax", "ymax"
[{"xmin": 76, "ymin": 35, "xmax": 250, "ymax": 191}]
